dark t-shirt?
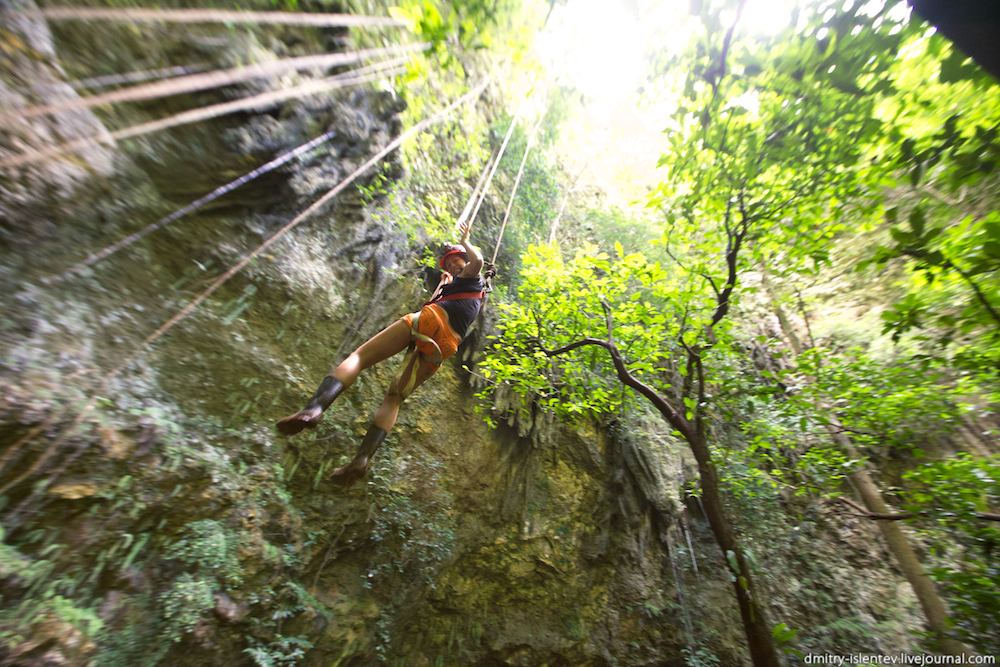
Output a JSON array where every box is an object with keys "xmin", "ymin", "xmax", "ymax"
[{"xmin": 432, "ymin": 274, "xmax": 486, "ymax": 340}]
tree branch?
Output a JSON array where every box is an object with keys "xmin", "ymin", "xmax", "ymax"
[
  {"xmin": 703, "ymin": 273, "xmax": 722, "ymax": 298},
  {"xmin": 530, "ymin": 336, "xmax": 693, "ymax": 440},
  {"xmin": 835, "ymin": 496, "xmax": 1000, "ymax": 522},
  {"xmin": 601, "ymin": 299, "xmax": 614, "ymax": 344},
  {"xmin": 835, "ymin": 425, "xmax": 881, "ymax": 438},
  {"xmin": 661, "ymin": 225, "xmax": 691, "ymax": 274},
  {"xmin": 795, "ymin": 286, "xmax": 817, "ymax": 350},
  {"xmin": 919, "ymin": 183, "xmax": 959, "ymax": 207},
  {"xmin": 952, "ymin": 264, "xmax": 1000, "ymax": 328},
  {"xmin": 682, "ymin": 345, "xmax": 695, "ymax": 401},
  {"xmin": 723, "ymin": 198, "xmax": 733, "ymax": 247},
  {"xmin": 900, "ymin": 249, "xmax": 1000, "ymax": 328},
  {"xmin": 709, "ymin": 0, "xmax": 749, "ymax": 88},
  {"xmin": 711, "ymin": 195, "xmax": 748, "ymax": 327},
  {"xmin": 695, "ymin": 349, "xmax": 707, "ymax": 440}
]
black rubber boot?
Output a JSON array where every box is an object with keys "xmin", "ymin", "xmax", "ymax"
[
  {"xmin": 276, "ymin": 375, "xmax": 345, "ymax": 435},
  {"xmin": 330, "ymin": 425, "xmax": 387, "ymax": 488},
  {"xmin": 306, "ymin": 375, "xmax": 345, "ymax": 412}
]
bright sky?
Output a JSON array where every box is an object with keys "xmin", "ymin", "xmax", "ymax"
[
  {"xmin": 535, "ymin": 0, "xmax": 911, "ymax": 207},
  {"xmin": 536, "ymin": 0, "xmax": 801, "ymax": 109},
  {"xmin": 536, "ymin": 0, "xmax": 801, "ymax": 206},
  {"xmin": 535, "ymin": 0, "xmax": 650, "ymax": 102}
]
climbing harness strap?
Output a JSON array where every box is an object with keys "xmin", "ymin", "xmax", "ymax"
[
  {"xmin": 388, "ymin": 310, "xmax": 443, "ymax": 400},
  {"xmin": 409, "ymin": 311, "xmax": 443, "ymax": 366},
  {"xmin": 427, "ymin": 291, "xmax": 485, "ymax": 305},
  {"xmin": 446, "ymin": 289, "xmax": 489, "ymax": 321}
]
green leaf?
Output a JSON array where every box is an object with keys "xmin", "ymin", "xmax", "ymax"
[
  {"xmin": 909, "ymin": 207, "xmax": 925, "ymax": 236},
  {"xmin": 925, "ymin": 250, "xmax": 945, "ymax": 266},
  {"xmin": 772, "ymin": 622, "xmax": 799, "ymax": 644},
  {"xmin": 889, "ymin": 227, "xmax": 911, "ymax": 245},
  {"xmin": 899, "ymin": 139, "xmax": 915, "ymax": 163},
  {"xmin": 726, "ymin": 550, "xmax": 739, "ymax": 573},
  {"xmin": 985, "ymin": 221, "xmax": 1000, "ymax": 241},
  {"xmin": 939, "ymin": 48, "xmax": 978, "ymax": 84}
]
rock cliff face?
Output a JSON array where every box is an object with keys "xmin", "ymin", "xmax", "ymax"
[{"xmin": 0, "ymin": 5, "xmax": 926, "ymax": 666}]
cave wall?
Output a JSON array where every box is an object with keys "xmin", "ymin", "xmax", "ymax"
[{"xmin": 0, "ymin": 5, "xmax": 928, "ymax": 666}]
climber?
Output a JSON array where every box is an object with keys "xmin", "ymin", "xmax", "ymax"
[{"xmin": 276, "ymin": 219, "xmax": 486, "ymax": 487}]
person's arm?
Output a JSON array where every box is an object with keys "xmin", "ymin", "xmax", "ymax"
[{"xmin": 457, "ymin": 220, "xmax": 484, "ymax": 278}]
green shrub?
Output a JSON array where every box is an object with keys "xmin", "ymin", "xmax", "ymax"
[
  {"xmin": 164, "ymin": 519, "xmax": 244, "ymax": 588},
  {"xmin": 159, "ymin": 573, "xmax": 215, "ymax": 638}
]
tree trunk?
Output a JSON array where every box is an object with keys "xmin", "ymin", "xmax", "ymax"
[
  {"xmin": 764, "ymin": 285, "xmax": 970, "ymax": 656},
  {"xmin": 685, "ymin": 429, "xmax": 780, "ymax": 667},
  {"xmin": 760, "ymin": 262, "xmax": 803, "ymax": 354},
  {"xmin": 542, "ymin": 334, "xmax": 780, "ymax": 666},
  {"xmin": 617, "ymin": 360, "xmax": 781, "ymax": 666},
  {"xmin": 830, "ymin": 426, "xmax": 971, "ymax": 657}
]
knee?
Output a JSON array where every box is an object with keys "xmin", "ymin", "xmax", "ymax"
[
  {"xmin": 383, "ymin": 392, "xmax": 405, "ymax": 406},
  {"xmin": 338, "ymin": 351, "xmax": 362, "ymax": 372}
]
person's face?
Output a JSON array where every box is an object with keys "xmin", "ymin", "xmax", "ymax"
[{"xmin": 444, "ymin": 255, "xmax": 466, "ymax": 276}]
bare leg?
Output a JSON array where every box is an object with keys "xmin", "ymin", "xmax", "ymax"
[
  {"xmin": 331, "ymin": 319, "xmax": 413, "ymax": 387},
  {"xmin": 277, "ymin": 319, "xmax": 413, "ymax": 435},
  {"xmin": 330, "ymin": 357, "xmax": 437, "ymax": 487},
  {"xmin": 371, "ymin": 356, "xmax": 437, "ymax": 431}
]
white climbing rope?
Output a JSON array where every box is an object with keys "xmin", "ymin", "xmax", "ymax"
[
  {"xmin": 52, "ymin": 130, "xmax": 339, "ymax": 282},
  {"xmin": 0, "ymin": 58, "xmax": 409, "ymax": 170},
  {"xmin": 0, "ymin": 43, "xmax": 426, "ymax": 124},
  {"xmin": 105, "ymin": 77, "xmax": 492, "ymax": 382}
]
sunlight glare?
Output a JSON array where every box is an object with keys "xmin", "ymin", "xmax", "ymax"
[
  {"xmin": 537, "ymin": 0, "xmax": 647, "ymax": 102},
  {"xmin": 538, "ymin": 0, "xmax": 798, "ymax": 108},
  {"xmin": 740, "ymin": 0, "xmax": 797, "ymax": 35},
  {"xmin": 727, "ymin": 90, "xmax": 760, "ymax": 116}
]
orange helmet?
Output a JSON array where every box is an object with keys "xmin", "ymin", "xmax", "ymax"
[{"xmin": 440, "ymin": 243, "xmax": 467, "ymax": 269}]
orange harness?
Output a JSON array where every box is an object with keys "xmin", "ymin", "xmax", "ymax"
[
  {"xmin": 388, "ymin": 307, "xmax": 454, "ymax": 399},
  {"xmin": 388, "ymin": 287, "xmax": 487, "ymax": 400}
]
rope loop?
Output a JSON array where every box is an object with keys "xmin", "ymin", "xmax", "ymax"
[{"xmin": 483, "ymin": 262, "xmax": 497, "ymax": 292}]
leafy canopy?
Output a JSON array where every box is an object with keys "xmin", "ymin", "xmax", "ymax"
[
  {"xmin": 479, "ymin": 242, "xmax": 733, "ymax": 424},
  {"xmin": 648, "ymin": 0, "xmax": 914, "ymax": 270}
]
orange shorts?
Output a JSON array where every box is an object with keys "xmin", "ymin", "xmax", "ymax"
[{"xmin": 401, "ymin": 304, "xmax": 460, "ymax": 369}]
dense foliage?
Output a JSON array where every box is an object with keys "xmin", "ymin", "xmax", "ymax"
[{"xmin": 481, "ymin": 0, "xmax": 1000, "ymax": 660}]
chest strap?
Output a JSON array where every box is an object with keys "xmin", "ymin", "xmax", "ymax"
[{"xmin": 428, "ymin": 291, "xmax": 485, "ymax": 305}]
